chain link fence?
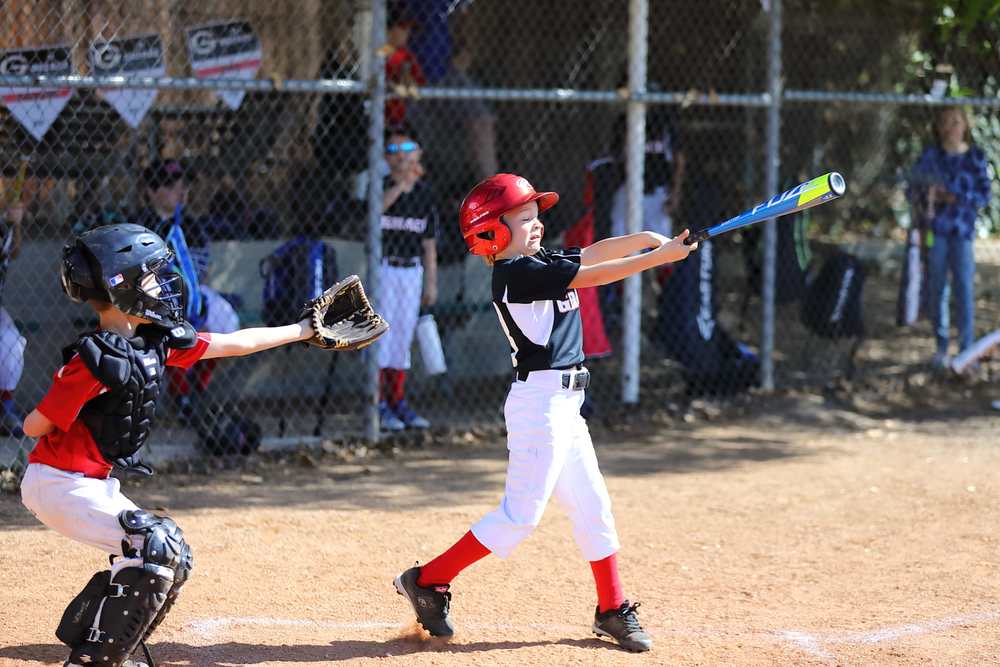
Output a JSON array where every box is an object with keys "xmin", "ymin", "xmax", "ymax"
[{"xmin": 0, "ymin": 0, "xmax": 997, "ymax": 480}]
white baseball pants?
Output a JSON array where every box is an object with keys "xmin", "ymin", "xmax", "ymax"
[
  {"xmin": 472, "ymin": 370, "xmax": 620, "ymax": 561},
  {"xmin": 20, "ymin": 463, "xmax": 138, "ymax": 555},
  {"xmin": 375, "ymin": 263, "xmax": 423, "ymax": 370}
]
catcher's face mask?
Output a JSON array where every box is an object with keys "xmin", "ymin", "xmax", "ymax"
[{"xmin": 133, "ymin": 255, "xmax": 187, "ymax": 326}]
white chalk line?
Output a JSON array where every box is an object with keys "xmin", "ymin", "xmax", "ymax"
[
  {"xmin": 777, "ymin": 608, "xmax": 1000, "ymax": 660},
  {"xmin": 186, "ymin": 609, "xmax": 1000, "ymax": 660}
]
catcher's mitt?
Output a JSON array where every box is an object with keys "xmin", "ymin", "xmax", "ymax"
[{"xmin": 300, "ymin": 275, "xmax": 388, "ymax": 351}]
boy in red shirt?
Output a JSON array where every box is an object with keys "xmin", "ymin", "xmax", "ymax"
[{"xmin": 21, "ymin": 223, "xmax": 330, "ymax": 667}]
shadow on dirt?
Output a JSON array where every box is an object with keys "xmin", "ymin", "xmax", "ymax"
[
  {"xmin": 0, "ymin": 421, "xmax": 818, "ymax": 528},
  {"xmin": 0, "ymin": 636, "xmax": 626, "ymax": 665}
]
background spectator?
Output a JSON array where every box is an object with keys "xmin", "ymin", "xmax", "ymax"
[
  {"xmin": 0, "ymin": 198, "xmax": 26, "ymax": 435},
  {"xmin": 606, "ymin": 104, "xmax": 685, "ymax": 241},
  {"xmin": 583, "ymin": 101, "xmax": 686, "ymax": 336},
  {"xmin": 907, "ymin": 106, "xmax": 991, "ymax": 368},
  {"xmin": 385, "ymin": 1, "xmax": 426, "ymax": 127},
  {"xmin": 138, "ymin": 159, "xmax": 241, "ymax": 423},
  {"xmin": 353, "ymin": 124, "xmax": 438, "ymax": 431}
]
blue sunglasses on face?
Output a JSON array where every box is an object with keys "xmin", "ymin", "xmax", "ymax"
[{"xmin": 386, "ymin": 141, "xmax": 420, "ymax": 154}]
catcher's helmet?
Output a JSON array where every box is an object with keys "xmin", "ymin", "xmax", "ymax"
[
  {"xmin": 61, "ymin": 223, "xmax": 196, "ymax": 345},
  {"xmin": 458, "ymin": 173, "xmax": 559, "ymax": 256}
]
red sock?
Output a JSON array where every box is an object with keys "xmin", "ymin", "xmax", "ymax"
[
  {"xmin": 417, "ymin": 531, "xmax": 491, "ymax": 587},
  {"xmin": 590, "ymin": 553, "xmax": 625, "ymax": 613},
  {"xmin": 379, "ymin": 369, "xmax": 393, "ymax": 403},
  {"xmin": 391, "ymin": 368, "xmax": 406, "ymax": 406}
]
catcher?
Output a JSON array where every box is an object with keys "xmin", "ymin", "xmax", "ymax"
[{"xmin": 19, "ymin": 223, "xmax": 384, "ymax": 667}]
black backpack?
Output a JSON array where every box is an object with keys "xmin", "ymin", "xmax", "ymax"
[
  {"xmin": 801, "ymin": 252, "xmax": 866, "ymax": 339},
  {"xmin": 259, "ymin": 236, "xmax": 339, "ymax": 328},
  {"xmin": 195, "ymin": 403, "xmax": 262, "ymax": 457},
  {"xmin": 655, "ymin": 239, "xmax": 760, "ymax": 396}
]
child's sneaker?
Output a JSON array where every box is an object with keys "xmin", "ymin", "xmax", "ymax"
[
  {"xmin": 394, "ymin": 400, "xmax": 430, "ymax": 429},
  {"xmin": 379, "ymin": 401, "xmax": 405, "ymax": 432},
  {"xmin": 931, "ymin": 351, "xmax": 951, "ymax": 370},
  {"xmin": 593, "ymin": 600, "xmax": 653, "ymax": 652},
  {"xmin": 393, "ymin": 566, "xmax": 454, "ymax": 637}
]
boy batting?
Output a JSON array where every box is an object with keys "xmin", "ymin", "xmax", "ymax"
[{"xmin": 394, "ymin": 173, "xmax": 697, "ymax": 652}]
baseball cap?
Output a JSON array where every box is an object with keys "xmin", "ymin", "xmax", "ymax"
[{"xmin": 143, "ymin": 159, "xmax": 193, "ymax": 190}]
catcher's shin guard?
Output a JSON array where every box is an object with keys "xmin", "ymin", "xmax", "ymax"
[{"xmin": 57, "ymin": 510, "xmax": 192, "ymax": 667}]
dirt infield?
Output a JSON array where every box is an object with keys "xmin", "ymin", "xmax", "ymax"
[{"xmin": 1, "ymin": 395, "xmax": 998, "ymax": 666}]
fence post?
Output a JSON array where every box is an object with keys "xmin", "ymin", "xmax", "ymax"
[
  {"xmin": 364, "ymin": 0, "xmax": 387, "ymax": 443},
  {"xmin": 622, "ymin": 0, "xmax": 648, "ymax": 405},
  {"xmin": 761, "ymin": 0, "xmax": 782, "ymax": 392}
]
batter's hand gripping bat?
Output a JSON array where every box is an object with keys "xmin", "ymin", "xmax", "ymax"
[{"xmin": 684, "ymin": 172, "xmax": 846, "ymax": 245}]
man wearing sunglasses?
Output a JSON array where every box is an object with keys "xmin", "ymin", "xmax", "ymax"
[{"xmin": 374, "ymin": 124, "xmax": 439, "ymax": 431}]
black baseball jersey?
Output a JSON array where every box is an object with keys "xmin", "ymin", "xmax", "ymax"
[
  {"xmin": 382, "ymin": 178, "xmax": 438, "ymax": 260},
  {"xmin": 492, "ymin": 247, "xmax": 585, "ymax": 372}
]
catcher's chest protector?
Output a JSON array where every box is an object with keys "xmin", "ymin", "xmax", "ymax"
[{"xmin": 73, "ymin": 330, "xmax": 168, "ymax": 463}]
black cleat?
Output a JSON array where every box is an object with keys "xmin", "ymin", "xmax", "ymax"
[
  {"xmin": 593, "ymin": 600, "xmax": 653, "ymax": 652},
  {"xmin": 394, "ymin": 566, "xmax": 455, "ymax": 637}
]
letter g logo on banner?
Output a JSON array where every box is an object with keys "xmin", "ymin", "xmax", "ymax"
[
  {"xmin": 190, "ymin": 30, "xmax": 216, "ymax": 57},
  {"xmin": 0, "ymin": 54, "xmax": 29, "ymax": 76},
  {"xmin": 91, "ymin": 43, "xmax": 121, "ymax": 71}
]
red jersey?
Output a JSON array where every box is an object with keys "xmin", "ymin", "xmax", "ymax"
[
  {"xmin": 28, "ymin": 333, "xmax": 211, "ymax": 478},
  {"xmin": 385, "ymin": 46, "xmax": 426, "ymax": 126}
]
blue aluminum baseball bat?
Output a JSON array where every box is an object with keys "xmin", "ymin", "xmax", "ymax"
[{"xmin": 684, "ymin": 172, "xmax": 846, "ymax": 245}]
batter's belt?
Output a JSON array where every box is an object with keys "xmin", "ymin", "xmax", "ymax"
[{"xmin": 514, "ymin": 365, "xmax": 590, "ymax": 391}]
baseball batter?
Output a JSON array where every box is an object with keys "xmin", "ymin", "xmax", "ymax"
[
  {"xmin": 394, "ymin": 173, "xmax": 697, "ymax": 652},
  {"xmin": 19, "ymin": 223, "xmax": 357, "ymax": 667}
]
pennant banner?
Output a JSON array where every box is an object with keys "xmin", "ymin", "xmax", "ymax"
[
  {"xmin": 0, "ymin": 45, "xmax": 73, "ymax": 141},
  {"xmin": 185, "ymin": 20, "xmax": 261, "ymax": 110},
  {"xmin": 90, "ymin": 33, "xmax": 165, "ymax": 128}
]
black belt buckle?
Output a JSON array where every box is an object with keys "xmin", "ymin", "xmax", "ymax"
[{"xmin": 562, "ymin": 369, "xmax": 590, "ymax": 391}]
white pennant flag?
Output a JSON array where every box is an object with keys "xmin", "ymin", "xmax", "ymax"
[
  {"xmin": 185, "ymin": 20, "xmax": 261, "ymax": 110},
  {"xmin": 90, "ymin": 34, "xmax": 165, "ymax": 128},
  {"xmin": 0, "ymin": 45, "xmax": 73, "ymax": 142}
]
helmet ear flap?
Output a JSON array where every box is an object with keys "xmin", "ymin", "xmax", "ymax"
[{"xmin": 490, "ymin": 221, "xmax": 511, "ymax": 254}]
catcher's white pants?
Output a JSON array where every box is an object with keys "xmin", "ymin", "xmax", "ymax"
[
  {"xmin": 471, "ymin": 372, "xmax": 620, "ymax": 561},
  {"xmin": 0, "ymin": 306, "xmax": 25, "ymax": 391},
  {"xmin": 20, "ymin": 463, "xmax": 138, "ymax": 555},
  {"xmin": 375, "ymin": 263, "xmax": 422, "ymax": 369}
]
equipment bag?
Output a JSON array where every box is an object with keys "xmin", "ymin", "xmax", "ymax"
[
  {"xmin": 655, "ymin": 239, "xmax": 760, "ymax": 395},
  {"xmin": 801, "ymin": 251, "xmax": 866, "ymax": 339},
  {"xmin": 260, "ymin": 236, "xmax": 339, "ymax": 328}
]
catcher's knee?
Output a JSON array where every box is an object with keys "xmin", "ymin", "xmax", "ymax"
[
  {"xmin": 56, "ymin": 510, "xmax": 192, "ymax": 667},
  {"xmin": 119, "ymin": 509, "xmax": 192, "ymax": 573}
]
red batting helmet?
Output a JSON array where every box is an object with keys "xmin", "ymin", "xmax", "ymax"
[{"xmin": 458, "ymin": 173, "xmax": 559, "ymax": 256}]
